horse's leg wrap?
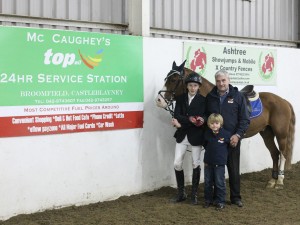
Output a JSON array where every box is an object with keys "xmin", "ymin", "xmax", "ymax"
[
  {"xmin": 275, "ymin": 170, "xmax": 284, "ymax": 189},
  {"xmin": 275, "ymin": 155, "xmax": 286, "ymax": 189},
  {"xmin": 272, "ymin": 170, "xmax": 278, "ymax": 179}
]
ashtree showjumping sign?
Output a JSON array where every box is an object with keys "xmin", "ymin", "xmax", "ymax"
[
  {"xmin": 184, "ymin": 42, "xmax": 277, "ymax": 86},
  {"xmin": 0, "ymin": 26, "xmax": 143, "ymax": 137}
]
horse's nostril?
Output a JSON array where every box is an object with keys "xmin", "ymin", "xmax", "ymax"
[{"xmin": 157, "ymin": 99, "xmax": 161, "ymax": 102}]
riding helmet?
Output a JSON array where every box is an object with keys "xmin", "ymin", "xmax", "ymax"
[{"xmin": 185, "ymin": 72, "xmax": 202, "ymax": 85}]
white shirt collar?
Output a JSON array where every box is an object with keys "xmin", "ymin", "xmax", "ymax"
[{"xmin": 188, "ymin": 94, "xmax": 195, "ymax": 104}]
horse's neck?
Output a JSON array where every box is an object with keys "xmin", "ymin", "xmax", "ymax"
[{"xmin": 201, "ymin": 79, "xmax": 215, "ymax": 97}]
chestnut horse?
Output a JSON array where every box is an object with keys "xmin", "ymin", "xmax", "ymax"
[{"xmin": 156, "ymin": 61, "xmax": 295, "ymax": 189}]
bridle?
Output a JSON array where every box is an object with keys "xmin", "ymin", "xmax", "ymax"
[{"xmin": 158, "ymin": 69, "xmax": 185, "ymax": 117}]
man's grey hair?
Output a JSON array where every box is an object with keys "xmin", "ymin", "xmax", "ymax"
[{"xmin": 215, "ymin": 69, "xmax": 230, "ymax": 79}]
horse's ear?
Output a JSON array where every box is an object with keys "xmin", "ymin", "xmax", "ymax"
[
  {"xmin": 178, "ymin": 60, "xmax": 186, "ymax": 71},
  {"xmin": 172, "ymin": 61, "xmax": 177, "ymax": 69}
]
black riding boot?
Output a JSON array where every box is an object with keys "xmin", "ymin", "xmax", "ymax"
[
  {"xmin": 171, "ymin": 170, "xmax": 187, "ymax": 203},
  {"xmin": 191, "ymin": 166, "xmax": 201, "ymax": 205}
]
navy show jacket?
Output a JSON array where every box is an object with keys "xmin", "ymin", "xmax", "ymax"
[{"xmin": 173, "ymin": 92, "xmax": 206, "ymax": 146}]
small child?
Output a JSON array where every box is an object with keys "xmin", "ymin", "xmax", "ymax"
[{"xmin": 203, "ymin": 113, "xmax": 231, "ymax": 210}]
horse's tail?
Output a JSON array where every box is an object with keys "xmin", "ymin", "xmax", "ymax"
[{"xmin": 285, "ymin": 101, "xmax": 296, "ymax": 170}]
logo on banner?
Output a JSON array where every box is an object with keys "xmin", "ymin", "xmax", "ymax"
[
  {"xmin": 78, "ymin": 49, "xmax": 104, "ymax": 69},
  {"xmin": 44, "ymin": 49, "xmax": 81, "ymax": 68},
  {"xmin": 186, "ymin": 46, "xmax": 207, "ymax": 76},
  {"xmin": 259, "ymin": 52, "xmax": 275, "ymax": 80},
  {"xmin": 43, "ymin": 48, "xmax": 104, "ymax": 69}
]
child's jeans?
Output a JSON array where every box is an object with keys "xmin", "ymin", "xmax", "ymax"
[{"xmin": 204, "ymin": 164, "xmax": 226, "ymax": 204}]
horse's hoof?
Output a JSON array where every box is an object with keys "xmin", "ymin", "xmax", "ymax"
[
  {"xmin": 266, "ymin": 183, "xmax": 275, "ymax": 188},
  {"xmin": 274, "ymin": 183, "xmax": 284, "ymax": 190},
  {"xmin": 266, "ymin": 179, "xmax": 276, "ymax": 188}
]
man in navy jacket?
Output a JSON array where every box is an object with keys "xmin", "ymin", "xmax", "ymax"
[{"xmin": 205, "ymin": 69, "xmax": 250, "ymax": 207}]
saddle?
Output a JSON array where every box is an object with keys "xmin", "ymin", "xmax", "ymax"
[
  {"xmin": 240, "ymin": 85, "xmax": 259, "ymax": 101},
  {"xmin": 240, "ymin": 85, "xmax": 262, "ymax": 119}
]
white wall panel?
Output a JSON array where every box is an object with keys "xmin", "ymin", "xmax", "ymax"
[
  {"xmin": 228, "ymin": 0, "xmax": 236, "ymax": 35},
  {"xmin": 262, "ymin": 0, "xmax": 269, "ymax": 38},
  {"xmin": 150, "ymin": 0, "xmax": 299, "ymax": 43},
  {"xmin": 0, "ymin": 0, "xmax": 127, "ymax": 24},
  {"xmin": 29, "ymin": 0, "xmax": 41, "ymax": 17},
  {"xmin": 2, "ymin": 0, "xmax": 14, "ymax": 14},
  {"xmin": 173, "ymin": 0, "xmax": 181, "ymax": 30},
  {"xmin": 214, "ymin": 0, "xmax": 221, "ymax": 34},
  {"xmin": 269, "ymin": 0, "xmax": 275, "ymax": 38},
  {"xmin": 0, "ymin": 0, "xmax": 298, "ymax": 45},
  {"xmin": 207, "ymin": 0, "xmax": 214, "ymax": 34},
  {"xmin": 236, "ymin": 0, "xmax": 243, "ymax": 36},
  {"xmin": 198, "ymin": 0, "xmax": 206, "ymax": 33}
]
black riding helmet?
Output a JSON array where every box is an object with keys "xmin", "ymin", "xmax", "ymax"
[{"xmin": 185, "ymin": 72, "xmax": 202, "ymax": 85}]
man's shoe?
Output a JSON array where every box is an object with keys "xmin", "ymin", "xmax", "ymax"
[
  {"xmin": 232, "ymin": 200, "xmax": 243, "ymax": 207},
  {"xmin": 215, "ymin": 203, "xmax": 225, "ymax": 210}
]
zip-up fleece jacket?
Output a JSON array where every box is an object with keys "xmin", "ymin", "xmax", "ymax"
[
  {"xmin": 205, "ymin": 84, "xmax": 250, "ymax": 138},
  {"xmin": 204, "ymin": 127, "xmax": 231, "ymax": 165}
]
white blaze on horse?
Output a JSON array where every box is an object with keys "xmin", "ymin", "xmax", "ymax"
[{"xmin": 156, "ymin": 61, "xmax": 295, "ymax": 189}]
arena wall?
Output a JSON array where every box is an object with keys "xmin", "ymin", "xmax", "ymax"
[{"xmin": 0, "ymin": 36, "xmax": 299, "ymax": 220}]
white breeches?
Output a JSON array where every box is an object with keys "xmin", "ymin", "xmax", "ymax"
[{"xmin": 174, "ymin": 135, "xmax": 202, "ymax": 171}]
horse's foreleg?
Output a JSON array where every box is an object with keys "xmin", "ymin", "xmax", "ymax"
[{"xmin": 259, "ymin": 127, "xmax": 280, "ymax": 189}]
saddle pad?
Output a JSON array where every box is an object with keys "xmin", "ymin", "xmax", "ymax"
[{"xmin": 250, "ymin": 98, "xmax": 263, "ymax": 119}]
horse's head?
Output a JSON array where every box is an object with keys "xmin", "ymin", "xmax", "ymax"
[
  {"xmin": 156, "ymin": 60, "xmax": 215, "ymax": 115},
  {"xmin": 156, "ymin": 61, "xmax": 187, "ymax": 112}
]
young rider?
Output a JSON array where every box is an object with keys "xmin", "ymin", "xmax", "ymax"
[{"xmin": 171, "ymin": 72, "xmax": 206, "ymax": 205}]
